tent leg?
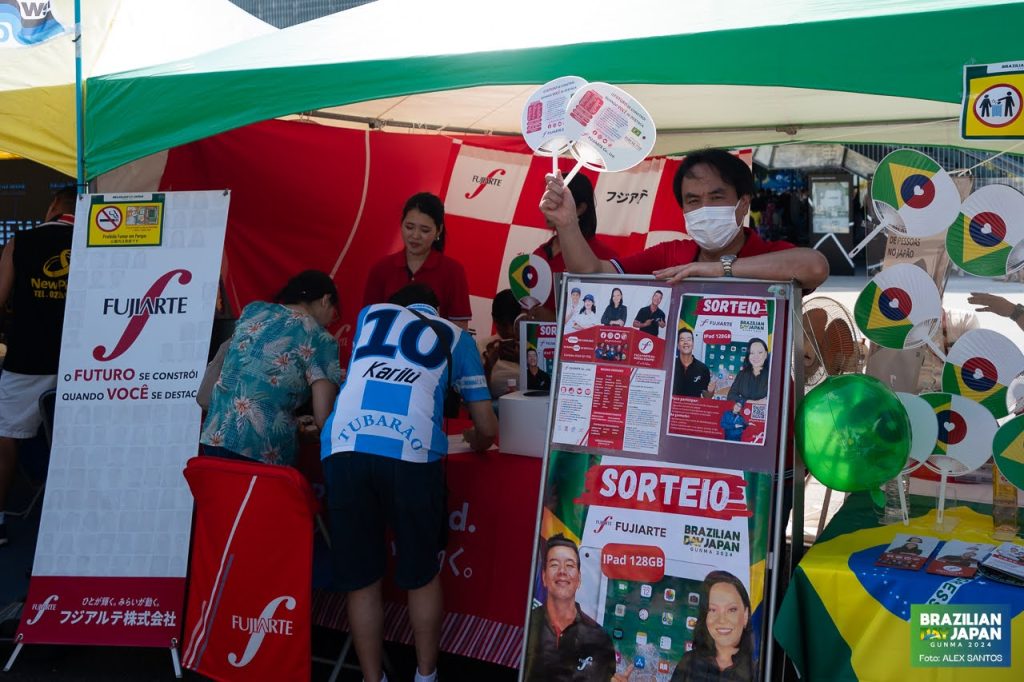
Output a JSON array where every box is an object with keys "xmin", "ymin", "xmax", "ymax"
[{"xmin": 3, "ymin": 636, "xmax": 24, "ymax": 672}]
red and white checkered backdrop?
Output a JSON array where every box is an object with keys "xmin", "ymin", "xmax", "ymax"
[{"xmin": 160, "ymin": 118, "xmax": 750, "ymax": 357}]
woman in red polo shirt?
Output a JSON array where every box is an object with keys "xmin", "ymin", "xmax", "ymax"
[{"xmin": 363, "ymin": 192, "xmax": 472, "ymax": 328}]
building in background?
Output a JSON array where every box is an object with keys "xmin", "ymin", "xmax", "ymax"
[{"xmin": 229, "ymin": 0, "xmax": 372, "ymax": 27}]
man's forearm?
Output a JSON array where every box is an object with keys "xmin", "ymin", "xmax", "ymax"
[{"xmin": 731, "ymin": 248, "xmax": 829, "ymax": 288}]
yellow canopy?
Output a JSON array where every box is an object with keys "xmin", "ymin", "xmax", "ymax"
[{"xmin": 0, "ymin": 0, "xmax": 273, "ymax": 176}]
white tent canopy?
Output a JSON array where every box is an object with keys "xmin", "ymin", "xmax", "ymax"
[{"xmin": 86, "ymin": 0, "xmax": 1024, "ymax": 177}]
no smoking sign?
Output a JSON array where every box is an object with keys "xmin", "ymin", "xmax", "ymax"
[{"xmin": 95, "ymin": 206, "xmax": 123, "ymax": 232}]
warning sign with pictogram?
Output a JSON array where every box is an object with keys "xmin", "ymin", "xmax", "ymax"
[
  {"xmin": 87, "ymin": 194, "xmax": 165, "ymax": 247},
  {"xmin": 961, "ymin": 61, "xmax": 1024, "ymax": 139}
]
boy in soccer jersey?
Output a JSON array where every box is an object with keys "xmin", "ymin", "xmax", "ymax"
[{"xmin": 321, "ymin": 283, "xmax": 497, "ymax": 682}]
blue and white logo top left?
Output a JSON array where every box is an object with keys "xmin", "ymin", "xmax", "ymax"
[
  {"xmin": 0, "ymin": 1, "xmax": 67, "ymax": 48},
  {"xmin": 322, "ymin": 303, "xmax": 489, "ymax": 464}
]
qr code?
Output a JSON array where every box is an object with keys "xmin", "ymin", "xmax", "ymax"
[{"xmin": 751, "ymin": 403, "xmax": 767, "ymax": 421}]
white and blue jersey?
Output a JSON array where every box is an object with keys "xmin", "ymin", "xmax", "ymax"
[{"xmin": 321, "ymin": 303, "xmax": 489, "ymax": 464}]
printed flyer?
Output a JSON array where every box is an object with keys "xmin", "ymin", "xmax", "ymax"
[
  {"xmin": 519, "ymin": 321, "xmax": 557, "ymax": 393},
  {"xmin": 521, "ymin": 451, "xmax": 772, "ymax": 682},
  {"xmin": 667, "ymin": 295, "xmax": 775, "ymax": 446},
  {"xmin": 554, "ymin": 282, "xmax": 670, "ymax": 455}
]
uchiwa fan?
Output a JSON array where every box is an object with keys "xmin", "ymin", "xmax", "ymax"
[{"xmin": 802, "ymin": 296, "xmax": 866, "ymax": 389}]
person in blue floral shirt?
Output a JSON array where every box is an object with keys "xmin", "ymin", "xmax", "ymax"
[{"xmin": 200, "ymin": 270, "xmax": 342, "ymax": 465}]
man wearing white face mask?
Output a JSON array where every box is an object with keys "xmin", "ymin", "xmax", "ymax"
[{"xmin": 539, "ymin": 149, "xmax": 829, "ymax": 289}]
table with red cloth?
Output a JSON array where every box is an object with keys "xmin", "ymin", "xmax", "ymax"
[{"xmin": 301, "ymin": 430, "xmax": 543, "ymax": 668}]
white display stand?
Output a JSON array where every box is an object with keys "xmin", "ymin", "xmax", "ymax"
[{"xmin": 498, "ymin": 392, "xmax": 550, "ymax": 457}]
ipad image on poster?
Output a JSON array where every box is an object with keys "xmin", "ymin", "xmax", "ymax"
[
  {"xmin": 597, "ymin": 559, "xmax": 716, "ymax": 681},
  {"xmin": 577, "ymin": 545, "xmax": 607, "ymax": 620}
]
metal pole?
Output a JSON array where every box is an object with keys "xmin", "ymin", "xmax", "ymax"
[
  {"xmin": 763, "ymin": 282, "xmax": 800, "ymax": 682},
  {"xmin": 74, "ymin": 0, "xmax": 85, "ymax": 191}
]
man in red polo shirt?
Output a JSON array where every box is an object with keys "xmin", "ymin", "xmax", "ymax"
[{"xmin": 539, "ymin": 149, "xmax": 829, "ymax": 289}]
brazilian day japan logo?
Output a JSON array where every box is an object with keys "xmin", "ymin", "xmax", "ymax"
[{"xmin": 910, "ymin": 604, "xmax": 1011, "ymax": 667}]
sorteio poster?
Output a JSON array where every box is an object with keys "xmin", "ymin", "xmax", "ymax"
[
  {"xmin": 17, "ymin": 191, "xmax": 229, "ymax": 649},
  {"xmin": 523, "ymin": 275, "xmax": 792, "ymax": 682},
  {"xmin": 522, "ymin": 450, "xmax": 772, "ymax": 682},
  {"xmin": 667, "ymin": 295, "xmax": 776, "ymax": 446},
  {"xmin": 520, "ymin": 321, "xmax": 557, "ymax": 393}
]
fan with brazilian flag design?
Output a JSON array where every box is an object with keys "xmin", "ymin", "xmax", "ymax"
[
  {"xmin": 919, "ymin": 392, "xmax": 996, "ymax": 473},
  {"xmin": 946, "ymin": 184, "xmax": 1024, "ymax": 278},
  {"xmin": 870, "ymin": 149, "xmax": 961, "ymax": 238},
  {"xmin": 942, "ymin": 329, "xmax": 1024, "ymax": 419},
  {"xmin": 919, "ymin": 391, "xmax": 997, "ymax": 524},
  {"xmin": 508, "ymin": 253, "xmax": 553, "ymax": 307},
  {"xmin": 992, "ymin": 415, "xmax": 1024, "ymax": 491},
  {"xmin": 853, "ymin": 264, "xmax": 941, "ymax": 350}
]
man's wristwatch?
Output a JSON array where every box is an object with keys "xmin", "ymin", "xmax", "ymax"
[
  {"xmin": 1011, "ymin": 303, "xmax": 1024, "ymax": 321},
  {"xmin": 720, "ymin": 255, "xmax": 737, "ymax": 277}
]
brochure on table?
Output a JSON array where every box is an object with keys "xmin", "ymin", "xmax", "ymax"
[{"xmin": 521, "ymin": 275, "xmax": 794, "ymax": 682}]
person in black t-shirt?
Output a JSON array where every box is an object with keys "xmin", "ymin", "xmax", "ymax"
[
  {"xmin": 672, "ymin": 328, "xmax": 711, "ymax": 398},
  {"xmin": 600, "ymin": 287, "xmax": 627, "ymax": 326},
  {"xmin": 524, "ymin": 535, "xmax": 633, "ymax": 682},
  {"xmin": 525, "ymin": 348, "xmax": 551, "ymax": 392},
  {"xmin": 632, "ymin": 290, "xmax": 667, "ymax": 337},
  {"xmin": 0, "ymin": 187, "xmax": 76, "ymax": 546}
]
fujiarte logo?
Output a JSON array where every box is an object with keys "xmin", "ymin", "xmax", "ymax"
[
  {"xmin": 227, "ymin": 596, "xmax": 296, "ymax": 668},
  {"xmin": 93, "ymin": 269, "xmax": 192, "ymax": 362},
  {"xmin": 593, "ymin": 515, "xmax": 667, "ymax": 538},
  {"xmin": 26, "ymin": 594, "xmax": 59, "ymax": 625},
  {"xmin": 464, "ymin": 168, "xmax": 506, "ymax": 199},
  {"xmin": 576, "ymin": 465, "xmax": 751, "ymax": 520}
]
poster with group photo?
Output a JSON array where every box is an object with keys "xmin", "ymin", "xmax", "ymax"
[
  {"xmin": 667, "ymin": 295, "xmax": 776, "ymax": 447},
  {"xmin": 554, "ymin": 281, "xmax": 671, "ymax": 455},
  {"xmin": 521, "ymin": 450, "xmax": 773, "ymax": 682}
]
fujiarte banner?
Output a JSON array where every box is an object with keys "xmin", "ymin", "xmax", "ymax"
[{"xmin": 18, "ymin": 191, "xmax": 230, "ymax": 649}]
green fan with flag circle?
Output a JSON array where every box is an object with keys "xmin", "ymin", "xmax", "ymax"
[
  {"xmin": 918, "ymin": 392, "xmax": 996, "ymax": 475},
  {"xmin": 946, "ymin": 184, "xmax": 1024, "ymax": 278},
  {"xmin": 919, "ymin": 392, "xmax": 997, "ymax": 524},
  {"xmin": 853, "ymin": 264, "xmax": 942, "ymax": 350},
  {"xmin": 992, "ymin": 416, "xmax": 1024, "ymax": 490},
  {"xmin": 942, "ymin": 329, "xmax": 1024, "ymax": 419},
  {"xmin": 509, "ymin": 253, "xmax": 553, "ymax": 308},
  {"xmin": 871, "ymin": 149, "xmax": 961, "ymax": 238}
]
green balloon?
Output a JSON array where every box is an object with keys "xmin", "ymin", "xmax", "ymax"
[{"xmin": 796, "ymin": 374, "xmax": 911, "ymax": 492}]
